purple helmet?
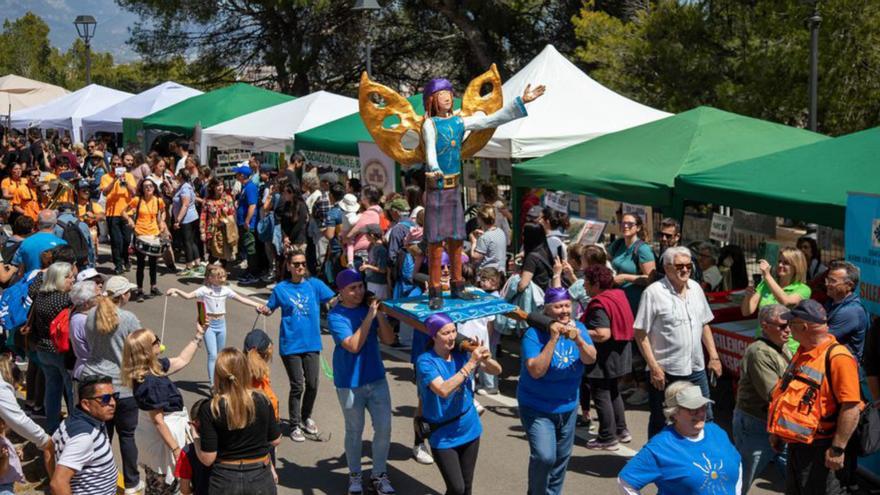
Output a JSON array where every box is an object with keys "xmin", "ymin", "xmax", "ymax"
[{"xmin": 423, "ymin": 78, "xmax": 454, "ymax": 112}]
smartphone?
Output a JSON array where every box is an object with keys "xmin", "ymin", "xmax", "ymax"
[
  {"xmin": 115, "ymin": 167, "xmax": 126, "ymax": 177},
  {"xmin": 752, "ymin": 273, "xmax": 762, "ymax": 287},
  {"xmin": 556, "ymin": 245, "xmax": 564, "ymax": 259},
  {"xmin": 197, "ymin": 301, "xmax": 207, "ymax": 326},
  {"xmin": 708, "ymin": 369, "xmax": 718, "ymax": 388}
]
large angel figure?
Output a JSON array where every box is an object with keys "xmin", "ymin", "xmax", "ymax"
[{"xmin": 360, "ymin": 67, "xmax": 545, "ymax": 309}]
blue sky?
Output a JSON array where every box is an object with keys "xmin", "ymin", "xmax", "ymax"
[{"xmin": 1, "ymin": 0, "xmax": 140, "ymax": 61}]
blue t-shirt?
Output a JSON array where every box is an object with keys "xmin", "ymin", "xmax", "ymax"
[
  {"xmin": 325, "ymin": 205, "xmax": 344, "ymax": 256},
  {"xmin": 267, "ymin": 278, "xmax": 335, "ymax": 355},
  {"xmin": 609, "ymin": 238, "xmax": 655, "ymax": 313},
  {"xmin": 12, "ymin": 232, "xmax": 67, "ymax": 273},
  {"xmin": 327, "ymin": 305, "xmax": 386, "ymax": 389},
  {"xmin": 172, "ymin": 182, "xmax": 199, "ymax": 224},
  {"xmin": 416, "ymin": 349, "xmax": 482, "ymax": 449},
  {"xmin": 366, "ymin": 244, "xmax": 388, "ymax": 285},
  {"xmin": 236, "ymin": 181, "xmax": 260, "ymax": 229},
  {"xmin": 517, "ymin": 321, "xmax": 592, "ymax": 414},
  {"xmin": 620, "ymin": 423, "xmax": 741, "ymax": 495}
]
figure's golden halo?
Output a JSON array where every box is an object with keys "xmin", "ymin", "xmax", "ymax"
[{"xmin": 358, "ymin": 64, "xmax": 504, "ymax": 166}]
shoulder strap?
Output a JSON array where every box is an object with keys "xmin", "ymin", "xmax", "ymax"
[
  {"xmin": 631, "ymin": 239, "xmax": 645, "ymax": 273},
  {"xmin": 824, "ymin": 343, "xmax": 860, "ymax": 404},
  {"xmin": 133, "ymin": 198, "xmax": 141, "ymax": 224}
]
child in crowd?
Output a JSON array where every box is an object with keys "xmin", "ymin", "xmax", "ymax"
[
  {"xmin": 244, "ymin": 328, "xmax": 281, "ymax": 478},
  {"xmin": 360, "ymin": 224, "xmax": 389, "ymax": 300},
  {"xmin": 166, "ymin": 265, "xmax": 264, "ymax": 385},
  {"xmin": 0, "ymin": 355, "xmax": 23, "ymax": 495},
  {"xmin": 174, "ymin": 399, "xmax": 211, "ymax": 495},
  {"xmin": 564, "ymin": 244, "xmax": 609, "ymax": 319}
]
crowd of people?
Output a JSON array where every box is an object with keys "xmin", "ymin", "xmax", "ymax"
[{"xmin": 0, "ymin": 129, "xmax": 873, "ymax": 495}]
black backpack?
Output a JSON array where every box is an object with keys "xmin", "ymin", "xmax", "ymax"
[{"xmin": 59, "ymin": 218, "xmax": 89, "ymax": 267}]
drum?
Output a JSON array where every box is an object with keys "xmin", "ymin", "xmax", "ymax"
[{"xmin": 135, "ymin": 235, "xmax": 164, "ymax": 257}]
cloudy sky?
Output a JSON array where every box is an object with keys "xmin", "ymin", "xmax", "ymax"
[{"xmin": 0, "ymin": 0, "xmax": 141, "ymax": 61}]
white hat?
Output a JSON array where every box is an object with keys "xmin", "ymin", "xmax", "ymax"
[
  {"xmin": 75, "ymin": 268, "xmax": 103, "ymax": 283},
  {"xmin": 340, "ymin": 194, "xmax": 360, "ymax": 214},
  {"xmin": 666, "ymin": 383, "xmax": 715, "ymax": 410},
  {"xmin": 104, "ymin": 276, "xmax": 137, "ymax": 297}
]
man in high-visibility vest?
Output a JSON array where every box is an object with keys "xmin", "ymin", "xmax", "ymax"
[{"xmin": 768, "ymin": 299, "xmax": 862, "ymax": 495}]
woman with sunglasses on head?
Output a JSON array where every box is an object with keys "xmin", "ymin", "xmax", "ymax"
[
  {"xmin": 81, "ymin": 275, "xmax": 144, "ymax": 494},
  {"xmin": 122, "ymin": 325, "xmax": 205, "ymax": 495},
  {"xmin": 123, "ymin": 178, "xmax": 168, "ymax": 302},
  {"xmin": 608, "ymin": 212, "xmax": 656, "ymax": 315},
  {"xmin": 259, "ymin": 249, "xmax": 335, "ymax": 443}
]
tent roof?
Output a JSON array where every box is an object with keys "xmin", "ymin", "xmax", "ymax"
[
  {"xmin": 295, "ymin": 94, "xmax": 460, "ymax": 156},
  {"xmin": 142, "ymin": 83, "xmax": 293, "ymax": 135},
  {"xmin": 81, "ymin": 81, "xmax": 203, "ymax": 136},
  {"xmin": 200, "ymin": 91, "xmax": 357, "ymax": 154},
  {"xmin": 675, "ymin": 126, "xmax": 880, "ymax": 229},
  {"xmin": 10, "ymin": 84, "xmax": 134, "ymax": 139},
  {"xmin": 512, "ymin": 106, "xmax": 828, "ymax": 208},
  {"xmin": 0, "ymin": 75, "xmax": 69, "ymax": 113},
  {"xmin": 477, "ymin": 45, "xmax": 670, "ymax": 159}
]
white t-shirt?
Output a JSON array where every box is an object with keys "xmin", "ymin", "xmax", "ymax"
[{"xmin": 194, "ymin": 285, "xmax": 236, "ymax": 314}]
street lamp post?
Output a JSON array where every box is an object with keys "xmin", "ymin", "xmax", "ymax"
[
  {"xmin": 352, "ymin": 0, "xmax": 381, "ymax": 77},
  {"xmin": 807, "ymin": 1, "xmax": 821, "ymax": 132},
  {"xmin": 73, "ymin": 15, "xmax": 97, "ymax": 85}
]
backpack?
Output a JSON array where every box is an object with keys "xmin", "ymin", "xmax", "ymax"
[
  {"xmin": 0, "ymin": 270, "xmax": 39, "ymax": 335},
  {"xmin": 825, "ymin": 344, "xmax": 880, "ymax": 456},
  {"xmin": 59, "ymin": 217, "xmax": 90, "ymax": 266},
  {"xmin": 49, "ymin": 307, "xmax": 72, "ymax": 353}
]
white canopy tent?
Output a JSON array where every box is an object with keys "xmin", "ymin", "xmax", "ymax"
[
  {"xmin": 10, "ymin": 84, "xmax": 133, "ymax": 142},
  {"xmin": 477, "ymin": 44, "xmax": 671, "ymax": 159},
  {"xmin": 81, "ymin": 81, "xmax": 202, "ymax": 137},
  {"xmin": 199, "ymin": 90, "xmax": 358, "ymax": 159},
  {"xmin": 0, "ymin": 75, "xmax": 69, "ymax": 113}
]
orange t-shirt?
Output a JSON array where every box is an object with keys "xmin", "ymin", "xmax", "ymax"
[
  {"xmin": 78, "ymin": 201, "xmax": 104, "ymax": 227},
  {"xmin": 42, "ymin": 173, "xmax": 74, "ymax": 205},
  {"xmin": 1, "ymin": 177, "xmax": 27, "ymax": 205},
  {"xmin": 253, "ymin": 376, "xmax": 279, "ymax": 420},
  {"xmin": 127, "ymin": 197, "xmax": 165, "ymax": 236},
  {"xmin": 14, "ymin": 185, "xmax": 40, "ymax": 220},
  {"xmin": 100, "ymin": 172, "xmax": 137, "ymax": 217}
]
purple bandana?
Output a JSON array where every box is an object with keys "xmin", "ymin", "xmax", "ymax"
[
  {"xmin": 335, "ymin": 269, "xmax": 362, "ymax": 291},
  {"xmin": 544, "ymin": 287, "xmax": 571, "ymax": 304},
  {"xmin": 425, "ymin": 313, "xmax": 454, "ymax": 338},
  {"xmin": 440, "ymin": 251, "xmax": 469, "ymax": 267},
  {"xmin": 423, "ymin": 78, "xmax": 454, "ymax": 112}
]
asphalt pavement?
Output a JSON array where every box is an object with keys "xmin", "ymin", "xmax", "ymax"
[{"xmin": 93, "ymin": 253, "xmax": 787, "ymax": 495}]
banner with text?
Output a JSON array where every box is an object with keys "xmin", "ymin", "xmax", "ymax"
[
  {"xmin": 358, "ymin": 142, "xmax": 396, "ymax": 194},
  {"xmin": 845, "ymin": 192, "xmax": 880, "ymax": 315}
]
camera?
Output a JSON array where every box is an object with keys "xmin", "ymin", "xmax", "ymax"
[{"xmin": 363, "ymin": 290, "xmax": 377, "ymax": 306}]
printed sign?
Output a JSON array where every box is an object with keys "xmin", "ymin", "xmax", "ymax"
[
  {"xmin": 575, "ymin": 219, "xmax": 607, "ymax": 245},
  {"xmin": 544, "ymin": 191, "xmax": 569, "ymax": 214},
  {"xmin": 845, "ymin": 192, "xmax": 880, "ymax": 315},
  {"xmin": 358, "ymin": 142, "xmax": 396, "ymax": 194},
  {"xmin": 709, "ymin": 213, "xmax": 734, "ymax": 243},
  {"xmin": 302, "ymin": 150, "xmax": 360, "ymax": 172}
]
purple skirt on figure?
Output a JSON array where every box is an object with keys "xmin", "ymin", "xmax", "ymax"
[{"xmin": 424, "ymin": 185, "xmax": 465, "ymax": 243}]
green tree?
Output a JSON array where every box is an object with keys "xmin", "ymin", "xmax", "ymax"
[{"xmin": 0, "ymin": 12, "xmax": 55, "ymax": 82}]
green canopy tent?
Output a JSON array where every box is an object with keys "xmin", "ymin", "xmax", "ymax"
[
  {"xmin": 675, "ymin": 127, "xmax": 880, "ymax": 229},
  {"xmin": 512, "ymin": 106, "xmax": 828, "ymax": 210},
  {"xmin": 141, "ymin": 83, "xmax": 294, "ymax": 136}
]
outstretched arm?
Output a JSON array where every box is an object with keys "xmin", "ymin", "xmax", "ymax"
[
  {"xmin": 229, "ymin": 291, "xmax": 264, "ymax": 310},
  {"xmin": 462, "ymin": 85, "xmax": 545, "ymax": 131}
]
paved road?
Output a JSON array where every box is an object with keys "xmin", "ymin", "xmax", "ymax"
[{"xmin": 96, "ymin": 255, "xmax": 786, "ymax": 495}]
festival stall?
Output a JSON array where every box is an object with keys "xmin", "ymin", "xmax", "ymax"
[
  {"xmin": 0, "ymin": 75, "xmax": 69, "ymax": 113},
  {"xmin": 81, "ymin": 81, "xmax": 202, "ymax": 138},
  {"xmin": 9, "ymin": 84, "xmax": 134, "ymax": 141},
  {"xmin": 476, "ymin": 44, "xmax": 670, "ymax": 159},
  {"xmin": 198, "ymin": 90, "xmax": 357, "ymax": 160}
]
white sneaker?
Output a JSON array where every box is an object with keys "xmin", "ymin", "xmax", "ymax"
[
  {"xmin": 412, "ymin": 443, "xmax": 434, "ymax": 465},
  {"xmin": 625, "ymin": 388, "xmax": 650, "ymax": 406},
  {"xmin": 474, "ymin": 399, "xmax": 485, "ymax": 415},
  {"xmin": 289, "ymin": 426, "xmax": 306, "ymax": 442},
  {"xmin": 303, "ymin": 418, "xmax": 319, "ymax": 435},
  {"xmin": 371, "ymin": 473, "xmax": 396, "ymax": 494},
  {"xmin": 124, "ymin": 480, "xmax": 145, "ymax": 495},
  {"xmin": 348, "ymin": 472, "xmax": 363, "ymax": 494}
]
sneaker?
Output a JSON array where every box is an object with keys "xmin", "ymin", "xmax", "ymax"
[
  {"xmin": 371, "ymin": 473, "xmax": 396, "ymax": 494},
  {"xmin": 114, "ymin": 267, "xmax": 125, "ymax": 275},
  {"xmin": 135, "ymin": 290, "xmax": 145, "ymax": 303},
  {"xmin": 412, "ymin": 443, "xmax": 434, "ymax": 465},
  {"xmin": 123, "ymin": 480, "xmax": 145, "ymax": 495},
  {"xmin": 238, "ymin": 275, "xmax": 259, "ymax": 286},
  {"xmin": 289, "ymin": 426, "xmax": 306, "ymax": 442},
  {"xmin": 190, "ymin": 265, "xmax": 206, "ymax": 277},
  {"xmin": 150, "ymin": 287, "xmax": 162, "ymax": 297},
  {"xmin": 179, "ymin": 268, "xmax": 193, "ymax": 278},
  {"xmin": 625, "ymin": 388, "xmax": 649, "ymax": 406},
  {"xmin": 261, "ymin": 273, "xmax": 276, "ymax": 284},
  {"xmin": 303, "ymin": 418, "xmax": 318, "ymax": 436},
  {"xmin": 348, "ymin": 472, "xmax": 363, "ymax": 494},
  {"xmin": 475, "ymin": 388, "xmax": 490, "ymax": 396},
  {"xmin": 124, "ymin": 262, "xmax": 132, "ymax": 272},
  {"xmin": 617, "ymin": 429, "xmax": 632, "ymax": 443},
  {"xmin": 474, "ymin": 399, "xmax": 485, "ymax": 415},
  {"xmin": 586, "ymin": 438, "xmax": 620, "ymax": 451}
]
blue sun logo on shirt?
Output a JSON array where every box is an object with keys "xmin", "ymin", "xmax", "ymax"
[
  {"xmin": 693, "ymin": 453, "xmax": 729, "ymax": 494},
  {"xmin": 552, "ymin": 344, "xmax": 577, "ymax": 370},
  {"xmin": 288, "ymin": 293, "xmax": 310, "ymax": 317}
]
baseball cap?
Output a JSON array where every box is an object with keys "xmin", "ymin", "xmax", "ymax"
[
  {"xmin": 104, "ymin": 276, "xmax": 137, "ymax": 297},
  {"xmin": 232, "ymin": 164, "xmax": 252, "ymax": 177},
  {"xmin": 386, "ymin": 197, "xmax": 410, "ymax": 213},
  {"xmin": 665, "ymin": 383, "xmax": 714, "ymax": 410},
  {"xmin": 76, "ymin": 268, "xmax": 104, "ymax": 283},
  {"xmin": 781, "ymin": 299, "xmax": 827, "ymax": 324},
  {"xmin": 243, "ymin": 329, "xmax": 272, "ymax": 353},
  {"xmin": 526, "ymin": 205, "xmax": 543, "ymax": 221}
]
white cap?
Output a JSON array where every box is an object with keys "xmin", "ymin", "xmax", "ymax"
[
  {"xmin": 75, "ymin": 268, "xmax": 103, "ymax": 283},
  {"xmin": 104, "ymin": 276, "xmax": 137, "ymax": 297},
  {"xmin": 666, "ymin": 383, "xmax": 714, "ymax": 410}
]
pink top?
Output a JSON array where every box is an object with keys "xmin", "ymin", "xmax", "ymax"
[{"xmin": 347, "ymin": 205, "xmax": 382, "ymax": 253}]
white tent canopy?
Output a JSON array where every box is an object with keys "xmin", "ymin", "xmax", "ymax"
[
  {"xmin": 477, "ymin": 44, "xmax": 671, "ymax": 159},
  {"xmin": 199, "ymin": 90, "xmax": 358, "ymax": 158},
  {"xmin": 81, "ymin": 81, "xmax": 202, "ymax": 137},
  {"xmin": 10, "ymin": 84, "xmax": 133, "ymax": 142},
  {"xmin": 0, "ymin": 75, "xmax": 69, "ymax": 113}
]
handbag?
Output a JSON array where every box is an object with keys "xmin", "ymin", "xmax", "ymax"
[
  {"xmin": 49, "ymin": 307, "xmax": 72, "ymax": 353},
  {"xmin": 415, "ymin": 405, "xmax": 472, "ymax": 441},
  {"xmin": 222, "ymin": 216, "xmax": 239, "ymax": 245},
  {"xmin": 826, "ymin": 346, "xmax": 880, "ymax": 455}
]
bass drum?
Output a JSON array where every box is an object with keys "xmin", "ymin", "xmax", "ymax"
[{"xmin": 135, "ymin": 235, "xmax": 164, "ymax": 257}]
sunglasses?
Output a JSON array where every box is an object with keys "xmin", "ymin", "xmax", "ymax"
[
  {"xmin": 290, "ymin": 261, "xmax": 307, "ymax": 267},
  {"xmin": 88, "ymin": 392, "xmax": 119, "ymax": 405},
  {"xmin": 659, "ymin": 233, "xmax": 676, "ymax": 239},
  {"xmin": 767, "ymin": 321, "xmax": 789, "ymax": 330},
  {"xmin": 671, "ymin": 263, "xmax": 692, "ymax": 271},
  {"xmin": 621, "ymin": 221, "xmax": 637, "ymax": 228}
]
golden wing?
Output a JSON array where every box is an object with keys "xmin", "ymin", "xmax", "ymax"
[
  {"xmin": 460, "ymin": 64, "xmax": 503, "ymax": 159},
  {"xmin": 359, "ymin": 72, "xmax": 424, "ymax": 166}
]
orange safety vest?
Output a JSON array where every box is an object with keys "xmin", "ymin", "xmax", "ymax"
[{"xmin": 767, "ymin": 339, "xmax": 853, "ymax": 444}]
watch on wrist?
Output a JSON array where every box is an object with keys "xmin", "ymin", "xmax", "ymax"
[{"xmin": 829, "ymin": 445, "xmax": 845, "ymax": 456}]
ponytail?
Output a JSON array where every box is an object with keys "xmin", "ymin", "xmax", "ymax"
[{"xmin": 95, "ymin": 295, "xmax": 120, "ymax": 335}]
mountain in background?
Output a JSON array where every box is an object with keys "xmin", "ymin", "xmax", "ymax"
[{"xmin": 0, "ymin": 0, "xmax": 140, "ymax": 62}]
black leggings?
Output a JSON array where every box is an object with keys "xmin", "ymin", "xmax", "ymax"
[
  {"xmin": 179, "ymin": 220, "xmax": 201, "ymax": 263},
  {"xmin": 432, "ymin": 437, "xmax": 480, "ymax": 495},
  {"xmin": 136, "ymin": 251, "xmax": 157, "ymax": 289},
  {"xmin": 281, "ymin": 352, "xmax": 320, "ymax": 428}
]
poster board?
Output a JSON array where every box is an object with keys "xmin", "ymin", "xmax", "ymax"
[{"xmin": 845, "ymin": 192, "xmax": 880, "ymax": 315}]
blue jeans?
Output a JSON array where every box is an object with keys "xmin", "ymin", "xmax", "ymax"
[
  {"xmin": 647, "ymin": 369, "xmax": 713, "ymax": 438},
  {"xmin": 205, "ymin": 318, "xmax": 227, "ymax": 385},
  {"xmin": 733, "ymin": 408, "xmax": 786, "ymax": 493},
  {"xmin": 335, "ymin": 379, "xmax": 392, "ymax": 475},
  {"xmin": 37, "ymin": 351, "xmax": 73, "ymax": 433},
  {"xmin": 519, "ymin": 405, "xmax": 577, "ymax": 495},
  {"xmin": 0, "ymin": 482, "xmax": 13, "ymax": 495}
]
